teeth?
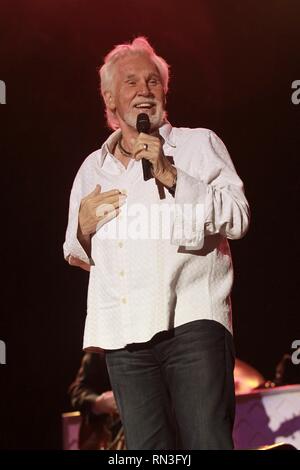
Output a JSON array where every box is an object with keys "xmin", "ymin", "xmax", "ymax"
[{"xmin": 135, "ymin": 103, "xmax": 152, "ymax": 108}]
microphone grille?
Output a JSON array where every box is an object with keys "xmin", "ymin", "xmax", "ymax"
[{"xmin": 136, "ymin": 113, "xmax": 150, "ymax": 134}]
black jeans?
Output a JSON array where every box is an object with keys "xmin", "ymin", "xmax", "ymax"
[{"xmin": 105, "ymin": 319, "xmax": 235, "ymax": 450}]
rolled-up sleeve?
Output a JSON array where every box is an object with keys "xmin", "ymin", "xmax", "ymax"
[{"xmin": 171, "ymin": 130, "xmax": 250, "ymax": 249}]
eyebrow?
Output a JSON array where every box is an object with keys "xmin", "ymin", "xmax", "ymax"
[
  {"xmin": 125, "ymin": 74, "xmax": 137, "ymax": 80},
  {"xmin": 125, "ymin": 73, "xmax": 161, "ymax": 80}
]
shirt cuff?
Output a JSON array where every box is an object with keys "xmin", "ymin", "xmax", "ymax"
[{"xmin": 63, "ymin": 237, "xmax": 91, "ymax": 264}]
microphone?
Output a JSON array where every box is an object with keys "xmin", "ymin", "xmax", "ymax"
[{"xmin": 136, "ymin": 113, "xmax": 153, "ymax": 181}]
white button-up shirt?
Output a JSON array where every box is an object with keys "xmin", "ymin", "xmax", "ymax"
[{"xmin": 64, "ymin": 122, "xmax": 250, "ymax": 350}]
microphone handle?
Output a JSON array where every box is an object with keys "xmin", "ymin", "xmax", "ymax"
[{"xmin": 142, "ymin": 158, "xmax": 153, "ymax": 181}]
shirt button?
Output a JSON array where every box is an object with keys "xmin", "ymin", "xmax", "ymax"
[
  {"xmin": 121, "ymin": 297, "xmax": 127, "ymax": 304},
  {"xmin": 118, "ymin": 241, "xmax": 123, "ymax": 248},
  {"xmin": 119, "ymin": 270, "xmax": 125, "ymax": 277}
]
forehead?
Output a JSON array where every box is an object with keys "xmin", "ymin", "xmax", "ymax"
[{"xmin": 115, "ymin": 54, "xmax": 160, "ymax": 78}]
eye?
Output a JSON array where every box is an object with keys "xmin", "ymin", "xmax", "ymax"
[
  {"xmin": 149, "ymin": 78, "xmax": 158, "ymax": 85},
  {"xmin": 126, "ymin": 80, "xmax": 136, "ymax": 86}
]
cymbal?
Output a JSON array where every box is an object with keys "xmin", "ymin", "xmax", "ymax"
[{"xmin": 234, "ymin": 358, "xmax": 265, "ymax": 394}]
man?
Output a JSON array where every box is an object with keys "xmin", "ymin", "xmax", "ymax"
[
  {"xmin": 69, "ymin": 352, "xmax": 125, "ymax": 450},
  {"xmin": 64, "ymin": 37, "xmax": 250, "ymax": 449}
]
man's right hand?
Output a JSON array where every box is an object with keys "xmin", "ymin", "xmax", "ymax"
[{"xmin": 78, "ymin": 185, "xmax": 126, "ymax": 236}]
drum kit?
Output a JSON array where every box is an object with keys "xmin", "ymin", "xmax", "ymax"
[
  {"xmin": 80, "ymin": 357, "xmax": 291, "ymax": 450},
  {"xmin": 234, "ymin": 358, "xmax": 266, "ymax": 394},
  {"xmin": 234, "ymin": 353, "xmax": 296, "ymax": 394}
]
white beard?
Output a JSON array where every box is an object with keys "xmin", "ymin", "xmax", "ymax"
[{"xmin": 123, "ymin": 106, "xmax": 165, "ymax": 132}]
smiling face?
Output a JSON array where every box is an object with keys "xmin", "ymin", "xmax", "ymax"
[{"xmin": 105, "ymin": 53, "xmax": 166, "ymax": 134}]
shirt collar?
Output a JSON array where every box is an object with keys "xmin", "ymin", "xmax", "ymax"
[{"xmin": 97, "ymin": 121, "xmax": 176, "ymax": 168}]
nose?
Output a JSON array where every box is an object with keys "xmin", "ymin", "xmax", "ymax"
[{"xmin": 137, "ymin": 81, "xmax": 152, "ymax": 96}]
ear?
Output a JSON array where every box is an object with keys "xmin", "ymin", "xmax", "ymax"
[{"xmin": 103, "ymin": 91, "xmax": 116, "ymax": 111}]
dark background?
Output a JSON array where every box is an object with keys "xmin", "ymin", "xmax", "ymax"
[{"xmin": 0, "ymin": 0, "xmax": 299, "ymax": 449}]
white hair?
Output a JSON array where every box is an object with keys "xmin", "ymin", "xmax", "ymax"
[{"xmin": 99, "ymin": 37, "xmax": 170, "ymax": 130}]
